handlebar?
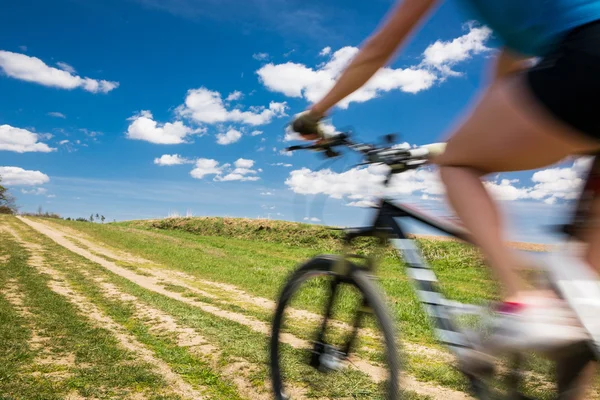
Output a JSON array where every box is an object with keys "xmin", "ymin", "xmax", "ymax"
[{"xmin": 285, "ymin": 131, "xmax": 445, "ymax": 175}]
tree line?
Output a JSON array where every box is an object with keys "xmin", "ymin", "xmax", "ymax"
[{"xmin": 0, "ymin": 177, "xmax": 109, "ymax": 223}]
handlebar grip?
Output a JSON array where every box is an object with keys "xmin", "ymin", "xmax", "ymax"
[{"xmin": 421, "ymin": 143, "xmax": 446, "ymax": 159}]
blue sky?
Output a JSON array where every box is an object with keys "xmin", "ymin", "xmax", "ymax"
[{"xmin": 0, "ymin": 0, "xmax": 583, "ymax": 243}]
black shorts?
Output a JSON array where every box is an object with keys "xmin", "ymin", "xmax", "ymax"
[{"xmin": 527, "ymin": 20, "xmax": 600, "ymax": 141}]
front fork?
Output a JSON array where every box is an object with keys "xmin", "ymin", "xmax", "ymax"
[{"xmin": 310, "ymin": 244, "xmax": 378, "ymax": 372}]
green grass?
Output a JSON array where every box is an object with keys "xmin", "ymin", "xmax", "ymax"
[
  {"xmin": 8, "ymin": 215, "xmax": 577, "ymax": 399},
  {"xmin": 9, "ymin": 218, "xmax": 432, "ymax": 399},
  {"xmin": 48, "ymin": 217, "xmax": 498, "ymax": 346},
  {"xmin": 0, "ymin": 227, "xmax": 177, "ymax": 399}
]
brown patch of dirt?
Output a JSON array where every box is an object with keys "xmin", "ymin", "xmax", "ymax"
[
  {"xmin": 0, "ymin": 254, "xmax": 10, "ymax": 263},
  {"xmin": 45, "ymin": 277, "xmax": 205, "ymax": 400},
  {"xmin": 92, "ymin": 274, "xmax": 279, "ymax": 399}
]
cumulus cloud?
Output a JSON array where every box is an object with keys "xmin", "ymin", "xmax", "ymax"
[
  {"xmin": 177, "ymin": 87, "xmax": 288, "ymax": 126},
  {"xmin": 21, "ymin": 187, "xmax": 47, "ymax": 195},
  {"xmin": 251, "ymin": 130, "xmax": 263, "ymax": 136},
  {"xmin": 304, "ymin": 217, "xmax": 321, "ymax": 222},
  {"xmin": 190, "ymin": 158, "xmax": 223, "ymax": 179},
  {"xmin": 190, "ymin": 157, "xmax": 261, "ymax": 182},
  {"xmin": 56, "ymin": 61, "xmax": 76, "ymax": 74},
  {"xmin": 126, "ymin": 111, "xmax": 204, "ymax": 144},
  {"xmin": 47, "ymin": 111, "xmax": 66, "ymax": 119},
  {"xmin": 216, "ymin": 158, "xmax": 260, "ymax": 181},
  {"xmin": 286, "ymin": 157, "xmax": 589, "ymax": 207},
  {"xmin": 257, "ymin": 25, "xmax": 491, "ymax": 109},
  {"xmin": 286, "ymin": 165, "xmax": 442, "ymax": 205},
  {"xmin": 216, "ymin": 129, "xmax": 242, "ymax": 145},
  {"xmin": 319, "ymin": 46, "xmax": 332, "ymax": 56},
  {"xmin": 154, "ymin": 154, "xmax": 193, "ymax": 166},
  {"xmin": 253, "ymin": 52, "xmax": 269, "ymax": 61},
  {"xmin": 0, "ymin": 166, "xmax": 50, "ymax": 186},
  {"xmin": 0, "ymin": 50, "xmax": 118, "ymax": 93},
  {"xmin": 226, "ymin": 90, "xmax": 243, "ymax": 101},
  {"xmin": 0, "ymin": 124, "xmax": 55, "ymax": 153},
  {"xmin": 422, "ymin": 25, "xmax": 492, "ymax": 76}
]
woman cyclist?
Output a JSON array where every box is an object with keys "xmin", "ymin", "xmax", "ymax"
[{"xmin": 292, "ymin": 0, "xmax": 600, "ymax": 352}]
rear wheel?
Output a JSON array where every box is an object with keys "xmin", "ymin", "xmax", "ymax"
[{"xmin": 270, "ymin": 256, "xmax": 400, "ymax": 399}]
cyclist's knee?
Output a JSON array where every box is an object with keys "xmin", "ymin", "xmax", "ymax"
[{"xmin": 439, "ymin": 165, "xmax": 487, "ymax": 183}]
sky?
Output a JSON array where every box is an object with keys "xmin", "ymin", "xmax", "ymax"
[{"xmin": 0, "ymin": 0, "xmax": 585, "ymax": 243}]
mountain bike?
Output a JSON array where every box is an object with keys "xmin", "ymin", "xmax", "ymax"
[{"xmin": 270, "ymin": 132, "xmax": 600, "ymax": 399}]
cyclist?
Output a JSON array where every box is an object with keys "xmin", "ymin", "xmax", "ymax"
[{"xmin": 292, "ymin": 0, "xmax": 600, "ymax": 352}]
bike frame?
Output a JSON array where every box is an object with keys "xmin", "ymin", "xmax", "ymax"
[{"xmin": 341, "ymin": 194, "xmax": 599, "ymax": 397}]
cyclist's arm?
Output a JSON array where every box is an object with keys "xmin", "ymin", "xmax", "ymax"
[{"xmin": 311, "ymin": 0, "xmax": 439, "ymax": 116}]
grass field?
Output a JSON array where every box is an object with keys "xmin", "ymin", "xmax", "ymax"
[{"xmin": 0, "ymin": 215, "xmax": 595, "ymax": 399}]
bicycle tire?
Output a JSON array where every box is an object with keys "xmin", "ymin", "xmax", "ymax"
[{"xmin": 270, "ymin": 255, "xmax": 400, "ymax": 399}]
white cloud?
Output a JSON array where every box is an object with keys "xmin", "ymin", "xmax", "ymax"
[
  {"xmin": 319, "ymin": 46, "xmax": 332, "ymax": 56},
  {"xmin": 216, "ymin": 158, "xmax": 260, "ymax": 181},
  {"xmin": 21, "ymin": 187, "xmax": 47, "ymax": 195},
  {"xmin": 154, "ymin": 154, "xmax": 193, "ymax": 166},
  {"xmin": 257, "ymin": 26, "xmax": 491, "ymax": 109},
  {"xmin": 226, "ymin": 90, "xmax": 243, "ymax": 101},
  {"xmin": 258, "ymin": 46, "xmax": 436, "ymax": 109},
  {"xmin": 56, "ymin": 61, "xmax": 76, "ymax": 74},
  {"xmin": 234, "ymin": 158, "xmax": 254, "ymax": 169},
  {"xmin": 190, "ymin": 158, "xmax": 222, "ymax": 179},
  {"xmin": 261, "ymin": 191, "xmax": 273, "ymax": 196},
  {"xmin": 0, "ymin": 166, "xmax": 50, "ymax": 186},
  {"xmin": 423, "ymin": 25, "xmax": 492, "ymax": 76},
  {"xmin": 0, "ymin": 50, "xmax": 119, "ymax": 93},
  {"xmin": 59, "ymin": 140, "xmax": 70, "ymax": 145},
  {"xmin": 216, "ymin": 129, "xmax": 242, "ymax": 145},
  {"xmin": 126, "ymin": 110, "xmax": 204, "ymax": 144},
  {"xmin": 189, "ymin": 158, "xmax": 261, "ymax": 182},
  {"xmin": 304, "ymin": 217, "xmax": 321, "ymax": 222},
  {"xmin": 285, "ymin": 157, "xmax": 589, "ymax": 207},
  {"xmin": 272, "ymin": 162, "xmax": 292, "ymax": 167},
  {"xmin": 251, "ymin": 130, "xmax": 263, "ymax": 136},
  {"xmin": 0, "ymin": 124, "xmax": 55, "ymax": 153},
  {"xmin": 253, "ymin": 52, "xmax": 269, "ymax": 61},
  {"xmin": 177, "ymin": 87, "xmax": 288, "ymax": 126},
  {"xmin": 47, "ymin": 111, "xmax": 66, "ymax": 119},
  {"xmin": 218, "ymin": 173, "xmax": 260, "ymax": 182},
  {"xmin": 346, "ymin": 200, "xmax": 377, "ymax": 208}
]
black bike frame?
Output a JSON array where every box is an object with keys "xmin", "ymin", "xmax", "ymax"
[{"xmin": 343, "ymin": 195, "xmax": 598, "ymax": 397}]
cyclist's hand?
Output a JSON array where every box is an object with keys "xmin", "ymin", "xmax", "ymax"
[{"xmin": 291, "ymin": 110, "xmax": 324, "ymax": 141}]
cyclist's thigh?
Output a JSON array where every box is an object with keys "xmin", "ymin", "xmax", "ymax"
[{"xmin": 435, "ymin": 76, "xmax": 600, "ymax": 174}]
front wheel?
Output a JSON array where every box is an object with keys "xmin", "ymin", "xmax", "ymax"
[{"xmin": 270, "ymin": 256, "xmax": 400, "ymax": 399}]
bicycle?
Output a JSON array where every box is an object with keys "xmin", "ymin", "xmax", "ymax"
[{"xmin": 269, "ymin": 131, "xmax": 600, "ymax": 399}]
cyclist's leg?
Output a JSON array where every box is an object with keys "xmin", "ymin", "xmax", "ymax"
[{"xmin": 434, "ymin": 75, "xmax": 600, "ymax": 298}]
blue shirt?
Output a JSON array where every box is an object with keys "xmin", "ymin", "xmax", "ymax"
[{"xmin": 458, "ymin": 0, "xmax": 600, "ymax": 56}]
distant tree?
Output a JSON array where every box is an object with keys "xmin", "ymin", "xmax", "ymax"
[
  {"xmin": 95, "ymin": 213, "xmax": 99, "ymax": 219},
  {"xmin": 101, "ymin": 215, "xmax": 105, "ymax": 223},
  {"xmin": 0, "ymin": 177, "xmax": 17, "ymax": 215},
  {"xmin": 37, "ymin": 206, "xmax": 43, "ymax": 215},
  {"xmin": 66, "ymin": 217, "xmax": 72, "ymax": 221},
  {"xmin": 89, "ymin": 214, "xmax": 94, "ymax": 222}
]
